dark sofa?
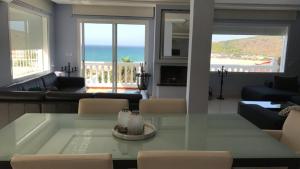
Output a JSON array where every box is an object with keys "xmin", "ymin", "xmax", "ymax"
[
  {"xmin": 241, "ymin": 76, "xmax": 300, "ymax": 102},
  {"xmin": 5, "ymin": 72, "xmax": 85, "ymax": 92},
  {"xmin": 240, "ymin": 76, "xmax": 300, "ymax": 129},
  {"xmin": 0, "ymin": 72, "xmax": 143, "ymax": 128},
  {"xmin": 238, "ymin": 102, "xmax": 286, "ymax": 129},
  {"xmin": 241, "ymin": 85, "xmax": 299, "ymax": 101}
]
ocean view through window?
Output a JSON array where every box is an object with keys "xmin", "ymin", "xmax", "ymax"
[
  {"xmin": 83, "ymin": 22, "xmax": 146, "ymax": 92},
  {"xmin": 211, "ymin": 24, "xmax": 288, "ymax": 73}
]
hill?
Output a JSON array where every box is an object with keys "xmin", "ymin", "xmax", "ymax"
[{"xmin": 211, "ymin": 36, "xmax": 284, "ymax": 59}]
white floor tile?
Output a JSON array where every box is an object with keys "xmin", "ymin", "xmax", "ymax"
[{"xmin": 208, "ymin": 97, "xmax": 240, "ymax": 114}]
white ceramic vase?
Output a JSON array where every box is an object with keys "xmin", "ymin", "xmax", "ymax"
[
  {"xmin": 127, "ymin": 112, "xmax": 144, "ymax": 135},
  {"xmin": 117, "ymin": 108, "xmax": 131, "ymax": 129}
]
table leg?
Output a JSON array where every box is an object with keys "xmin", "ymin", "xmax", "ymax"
[
  {"xmin": 113, "ymin": 160, "xmax": 137, "ymax": 169},
  {"xmin": 288, "ymin": 163, "xmax": 299, "ymax": 169}
]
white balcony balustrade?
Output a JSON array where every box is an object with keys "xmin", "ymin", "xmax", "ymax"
[
  {"xmin": 85, "ymin": 62, "xmax": 142, "ymax": 88},
  {"xmin": 11, "ymin": 49, "xmax": 45, "ymax": 79},
  {"xmin": 210, "ymin": 59, "xmax": 280, "ymax": 72}
]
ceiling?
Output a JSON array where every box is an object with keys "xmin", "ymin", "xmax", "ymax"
[
  {"xmin": 51, "ymin": 0, "xmax": 187, "ymax": 7},
  {"xmin": 51, "ymin": 0, "xmax": 300, "ymax": 8}
]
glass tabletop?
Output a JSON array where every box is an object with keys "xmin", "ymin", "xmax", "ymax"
[{"xmin": 0, "ymin": 113, "xmax": 298, "ymax": 161}]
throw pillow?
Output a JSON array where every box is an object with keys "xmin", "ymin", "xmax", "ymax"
[
  {"xmin": 46, "ymin": 86, "xmax": 58, "ymax": 91},
  {"xmin": 274, "ymin": 76, "xmax": 298, "ymax": 92},
  {"xmin": 28, "ymin": 87, "xmax": 42, "ymax": 91},
  {"xmin": 278, "ymin": 105, "xmax": 300, "ymax": 117}
]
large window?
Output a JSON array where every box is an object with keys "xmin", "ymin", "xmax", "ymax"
[
  {"xmin": 211, "ymin": 23, "xmax": 288, "ymax": 73},
  {"xmin": 9, "ymin": 6, "xmax": 49, "ymax": 79},
  {"xmin": 82, "ymin": 21, "xmax": 146, "ymax": 92}
]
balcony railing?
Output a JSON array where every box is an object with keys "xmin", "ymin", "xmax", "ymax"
[
  {"xmin": 85, "ymin": 61, "xmax": 142, "ymax": 88},
  {"xmin": 11, "ymin": 49, "xmax": 45, "ymax": 78},
  {"xmin": 210, "ymin": 59, "xmax": 280, "ymax": 72},
  {"xmin": 210, "ymin": 64, "xmax": 279, "ymax": 72}
]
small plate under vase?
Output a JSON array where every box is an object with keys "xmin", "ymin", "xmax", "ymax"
[{"xmin": 112, "ymin": 122, "xmax": 156, "ymax": 141}]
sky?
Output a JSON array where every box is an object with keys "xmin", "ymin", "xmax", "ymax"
[
  {"xmin": 84, "ymin": 23, "xmax": 255, "ymax": 46},
  {"xmin": 84, "ymin": 23, "xmax": 145, "ymax": 46}
]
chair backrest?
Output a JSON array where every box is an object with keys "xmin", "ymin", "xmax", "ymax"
[
  {"xmin": 11, "ymin": 154, "xmax": 113, "ymax": 169},
  {"xmin": 78, "ymin": 98, "xmax": 129, "ymax": 116},
  {"xmin": 281, "ymin": 110, "xmax": 300, "ymax": 153},
  {"xmin": 138, "ymin": 151, "xmax": 232, "ymax": 169},
  {"xmin": 139, "ymin": 99, "xmax": 186, "ymax": 115}
]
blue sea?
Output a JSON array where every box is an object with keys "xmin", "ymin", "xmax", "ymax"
[{"xmin": 85, "ymin": 45, "xmax": 144, "ymax": 62}]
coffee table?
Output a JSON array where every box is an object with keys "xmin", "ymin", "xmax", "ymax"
[{"xmin": 240, "ymin": 101, "xmax": 295, "ymax": 110}]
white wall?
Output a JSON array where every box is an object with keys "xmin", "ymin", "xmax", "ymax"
[
  {"xmin": 0, "ymin": 2, "xmax": 13, "ymax": 87},
  {"xmin": 54, "ymin": 4, "xmax": 78, "ymax": 71}
]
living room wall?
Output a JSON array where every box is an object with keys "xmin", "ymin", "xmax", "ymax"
[
  {"xmin": 53, "ymin": 4, "xmax": 78, "ymax": 72},
  {"xmin": 0, "ymin": 2, "xmax": 12, "ymax": 87}
]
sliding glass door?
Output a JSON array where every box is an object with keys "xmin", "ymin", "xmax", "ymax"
[
  {"xmin": 84, "ymin": 23, "xmax": 114, "ymax": 92},
  {"xmin": 81, "ymin": 21, "xmax": 146, "ymax": 93},
  {"xmin": 117, "ymin": 24, "xmax": 146, "ymax": 91}
]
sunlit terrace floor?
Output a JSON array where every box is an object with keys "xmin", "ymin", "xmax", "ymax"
[{"xmin": 86, "ymin": 87, "xmax": 140, "ymax": 93}]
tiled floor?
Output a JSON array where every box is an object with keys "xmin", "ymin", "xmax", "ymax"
[{"xmin": 208, "ymin": 97, "xmax": 241, "ymax": 114}]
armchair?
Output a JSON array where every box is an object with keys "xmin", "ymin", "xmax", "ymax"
[
  {"xmin": 263, "ymin": 129, "xmax": 283, "ymax": 141},
  {"xmin": 264, "ymin": 110, "xmax": 300, "ymax": 154}
]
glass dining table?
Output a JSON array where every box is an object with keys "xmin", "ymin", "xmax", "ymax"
[{"xmin": 0, "ymin": 113, "xmax": 299, "ymax": 169}]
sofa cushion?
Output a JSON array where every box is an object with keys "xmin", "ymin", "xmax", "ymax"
[
  {"xmin": 241, "ymin": 85, "xmax": 298, "ymax": 101},
  {"xmin": 57, "ymin": 77, "xmax": 85, "ymax": 89},
  {"xmin": 0, "ymin": 91, "xmax": 45, "ymax": 101},
  {"xmin": 6, "ymin": 84, "xmax": 24, "ymax": 91},
  {"xmin": 41, "ymin": 72, "xmax": 58, "ymax": 89},
  {"xmin": 274, "ymin": 76, "xmax": 298, "ymax": 92},
  {"xmin": 94, "ymin": 92, "xmax": 142, "ymax": 101},
  {"xmin": 59, "ymin": 87, "xmax": 86, "ymax": 93},
  {"xmin": 22, "ymin": 78, "xmax": 45, "ymax": 91},
  {"xmin": 45, "ymin": 91, "xmax": 94, "ymax": 101},
  {"xmin": 289, "ymin": 96, "xmax": 300, "ymax": 105},
  {"xmin": 28, "ymin": 87, "xmax": 43, "ymax": 91},
  {"xmin": 238, "ymin": 102, "xmax": 286, "ymax": 129}
]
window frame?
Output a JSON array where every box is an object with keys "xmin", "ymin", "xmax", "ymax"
[
  {"xmin": 77, "ymin": 18, "xmax": 150, "ymax": 91},
  {"xmin": 8, "ymin": 4, "xmax": 51, "ymax": 81},
  {"xmin": 78, "ymin": 18, "xmax": 149, "ymax": 64},
  {"xmin": 210, "ymin": 20, "xmax": 290, "ymax": 74}
]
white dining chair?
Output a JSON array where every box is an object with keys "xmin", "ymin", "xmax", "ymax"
[
  {"xmin": 78, "ymin": 98, "xmax": 129, "ymax": 116},
  {"xmin": 11, "ymin": 154, "xmax": 113, "ymax": 169},
  {"xmin": 139, "ymin": 98, "xmax": 187, "ymax": 115},
  {"xmin": 265, "ymin": 110, "xmax": 300, "ymax": 154},
  {"xmin": 138, "ymin": 151, "xmax": 233, "ymax": 169}
]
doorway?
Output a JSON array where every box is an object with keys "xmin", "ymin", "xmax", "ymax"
[{"xmin": 81, "ymin": 21, "xmax": 146, "ymax": 93}]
